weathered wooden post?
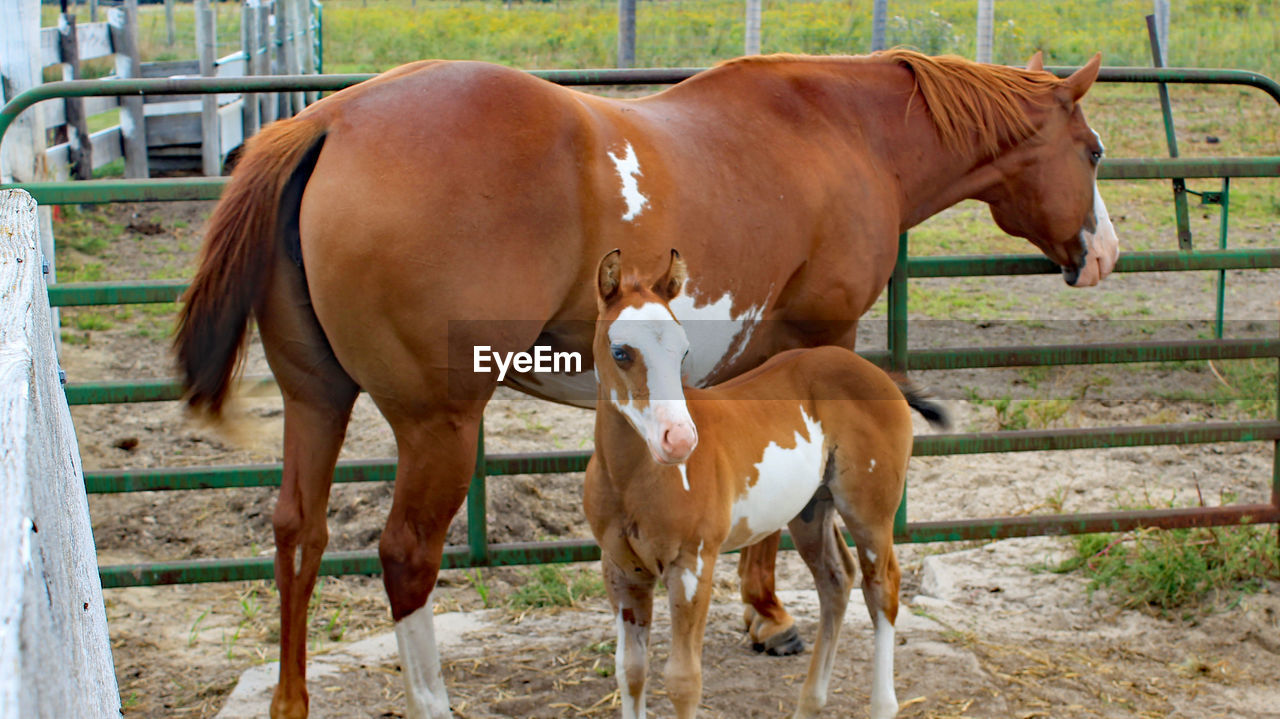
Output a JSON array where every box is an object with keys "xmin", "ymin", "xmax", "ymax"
[
  {"xmin": 871, "ymin": 0, "xmax": 887, "ymax": 52},
  {"xmin": 242, "ymin": 0, "xmax": 262, "ymax": 138},
  {"xmin": 976, "ymin": 0, "xmax": 994, "ymax": 63},
  {"xmin": 258, "ymin": 0, "xmax": 277, "ymax": 125},
  {"xmin": 58, "ymin": 13, "xmax": 94, "ymax": 180},
  {"xmin": 108, "ymin": 0, "xmax": 148, "ymax": 178},
  {"xmin": 618, "ymin": 0, "xmax": 636, "ymax": 69},
  {"xmin": 196, "ymin": 0, "xmax": 220, "ymax": 176},
  {"xmin": 0, "ymin": 189, "xmax": 120, "ymax": 719},
  {"xmin": 1153, "ymin": 0, "xmax": 1170, "ymax": 66},
  {"xmin": 164, "ymin": 0, "xmax": 176, "ymax": 47},
  {"xmin": 744, "ymin": 0, "xmax": 762, "ymax": 55}
]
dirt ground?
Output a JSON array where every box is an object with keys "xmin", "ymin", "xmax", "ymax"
[{"xmin": 57, "ymin": 185, "xmax": 1279, "ymax": 719}]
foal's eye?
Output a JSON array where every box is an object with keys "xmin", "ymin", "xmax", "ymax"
[
  {"xmin": 611, "ymin": 346, "xmax": 631, "ymax": 363},
  {"xmin": 1090, "ymin": 149, "xmax": 1103, "ymax": 164}
]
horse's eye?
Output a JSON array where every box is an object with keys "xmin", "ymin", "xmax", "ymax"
[
  {"xmin": 1090, "ymin": 149, "xmax": 1103, "ymax": 164},
  {"xmin": 611, "ymin": 346, "xmax": 631, "ymax": 363}
]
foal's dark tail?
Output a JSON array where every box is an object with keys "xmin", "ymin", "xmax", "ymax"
[
  {"xmin": 173, "ymin": 117, "xmax": 328, "ymax": 418},
  {"xmin": 890, "ymin": 374, "xmax": 950, "ymax": 430}
]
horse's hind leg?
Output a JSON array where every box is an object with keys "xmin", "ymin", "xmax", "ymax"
[
  {"xmin": 378, "ymin": 401, "xmax": 488, "ymax": 719},
  {"xmin": 738, "ymin": 532, "xmax": 803, "ymax": 655},
  {"xmin": 787, "ymin": 492, "xmax": 856, "ymax": 719},
  {"xmin": 257, "ymin": 278, "xmax": 361, "ymax": 719}
]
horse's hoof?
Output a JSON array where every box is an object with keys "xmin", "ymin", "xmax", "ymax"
[{"xmin": 751, "ymin": 625, "xmax": 805, "ymax": 656}]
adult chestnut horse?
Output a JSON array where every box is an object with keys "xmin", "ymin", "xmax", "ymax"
[{"xmin": 175, "ymin": 49, "xmax": 1118, "ymax": 718}]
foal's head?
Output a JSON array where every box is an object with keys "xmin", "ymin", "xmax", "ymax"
[{"xmin": 594, "ymin": 249, "xmax": 698, "ymax": 465}]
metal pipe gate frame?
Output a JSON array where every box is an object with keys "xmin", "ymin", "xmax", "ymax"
[{"xmin": 2, "ymin": 66, "xmax": 1278, "ymax": 589}]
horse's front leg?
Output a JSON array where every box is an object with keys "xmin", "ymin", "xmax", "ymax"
[
  {"xmin": 378, "ymin": 401, "xmax": 487, "ymax": 719},
  {"xmin": 738, "ymin": 532, "xmax": 803, "ymax": 655},
  {"xmin": 663, "ymin": 544, "xmax": 718, "ymax": 718},
  {"xmin": 603, "ymin": 558, "xmax": 656, "ymax": 719}
]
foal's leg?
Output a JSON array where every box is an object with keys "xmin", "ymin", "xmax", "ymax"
[
  {"xmin": 662, "ymin": 545, "xmax": 718, "ymax": 718},
  {"xmin": 843, "ymin": 519, "xmax": 901, "ymax": 719},
  {"xmin": 379, "ymin": 402, "xmax": 488, "ymax": 719},
  {"xmin": 738, "ymin": 532, "xmax": 803, "ymax": 655},
  {"xmin": 603, "ymin": 559, "xmax": 656, "ymax": 719},
  {"xmin": 787, "ymin": 498, "xmax": 856, "ymax": 719}
]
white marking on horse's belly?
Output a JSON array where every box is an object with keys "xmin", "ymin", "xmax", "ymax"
[
  {"xmin": 395, "ymin": 597, "xmax": 452, "ymax": 718},
  {"xmin": 608, "ymin": 142, "xmax": 649, "ymax": 222},
  {"xmin": 668, "ymin": 286, "xmax": 765, "ymax": 386},
  {"xmin": 726, "ymin": 409, "xmax": 826, "ymax": 550}
]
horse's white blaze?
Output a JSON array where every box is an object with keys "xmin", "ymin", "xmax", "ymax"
[
  {"xmin": 1072, "ymin": 130, "xmax": 1120, "ymax": 287},
  {"xmin": 607, "ymin": 142, "xmax": 649, "ymax": 222},
  {"xmin": 869, "ymin": 609, "xmax": 898, "ymax": 719},
  {"xmin": 668, "ymin": 284, "xmax": 765, "ymax": 386},
  {"xmin": 726, "ymin": 408, "xmax": 825, "ymax": 550},
  {"xmin": 608, "ymin": 303, "xmax": 695, "ymax": 461},
  {"xmin": 395, "ymin": 598, "xmax": 452, "ymax": 719}
]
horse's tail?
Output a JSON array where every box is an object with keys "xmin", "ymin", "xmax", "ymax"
[
  {"xmin": 889, "ymin": 373, "xmax": 950, "ymax": 430},
  {"xmin": 174, "ymin": 117, "xmax": 328, "ymax": 417}
]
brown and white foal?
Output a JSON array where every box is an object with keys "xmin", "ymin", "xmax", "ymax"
[{"xmin": 585, "ymin": 250, "xmax": 945, "ymax": 719}]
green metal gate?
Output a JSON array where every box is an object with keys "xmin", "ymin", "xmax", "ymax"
[{"xmin": 2, "ymin": 66, "xmax": 1277, "ymax": 589}]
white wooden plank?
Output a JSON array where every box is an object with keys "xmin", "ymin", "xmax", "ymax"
[
  {"xmin": 83, "ymin": 95, "xmax": 119, "ymax": 116},
  {"xmin": 45, "ymin": 126, "xmax": 122, "ymax": 174},
  {"xmin": 218, "ymin": 99, "xmax": 244, "ymax": 159},
  {"xmin": 38, "ymin": 26, "xmax": 61, "ymax": 67},
  {"xmin": 75, "ymin": 23, "xmax": 114, "ymax": 62}
]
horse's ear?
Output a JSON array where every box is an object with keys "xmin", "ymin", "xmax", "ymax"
[
  {"xmin": 1065, "ymin": 52, "xmax": 1102, "ymax": 101},
  {"xmin": 1026, "ymin": 51, "xmax": 1044, "ymax": 73},
  {"xmin": 653, "ymin": 249, "xmax": 687, "ymax": 301},
  {"xmin": 597, "ymin": 249, "xmax": 623, "ymax": 304}
]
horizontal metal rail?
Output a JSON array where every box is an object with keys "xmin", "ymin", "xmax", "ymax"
[
  {"xmin": 99, "ymin": 501, "xmax": 1280, "ymax": 588},
  {"xmin": 83, "ymin": 420, "xmax": 1280, "ymax": 494},
  {"xmin": 64, "ymin": 336, "xmax": 1280, "ymax": 406},
  {"xmin": 45, "ymin": 248, "xmax": 1280, "ymax": 307}
]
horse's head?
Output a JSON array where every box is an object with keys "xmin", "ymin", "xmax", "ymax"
[
  {"xmin": 594, "ymin": 249, "xmax": 698, "ymax": 464},
  {"xmin": 980, "ymin": 53, "xmax": 1119, "ymax": 287}
]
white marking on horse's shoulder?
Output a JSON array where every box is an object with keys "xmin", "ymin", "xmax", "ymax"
[{"xmin": 607, "ymin": 142, "xmax": 649, "ymax": 222}]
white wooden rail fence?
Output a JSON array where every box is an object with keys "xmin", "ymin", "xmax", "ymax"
[{"xmin": 0, "ymin": 189, "xmax": 119, "ymax": 719}]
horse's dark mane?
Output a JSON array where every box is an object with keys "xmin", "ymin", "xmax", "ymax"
[{"xmin": 720, "ymin": 49, "xmax": 1066, "ymax": 156}]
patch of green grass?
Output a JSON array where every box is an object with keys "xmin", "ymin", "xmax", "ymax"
[
  {"xmin": 61, "ymin": 262, "xmax": 106, "ymax": 282},
  {"xmin": 1210, "ymin": 358, "xmax": 1279, "ymax": 419},
  {"xmin": 71, "ymin": 310, "xmax": 115, "ymax": 331},
  {"xmin": 1054, "ymin": 522, "xmax": 1279, "ymax": 619},
  {"xmin": 967, "ymin": 394, "xmax": 1075, "ymax": 430},
  {"xmin": 508, "ymin": 565, "xmax": 606, "ymax": 610}
]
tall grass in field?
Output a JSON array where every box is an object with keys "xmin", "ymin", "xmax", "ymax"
[{"xmin": 313, "ymin": 0, "xmax": 1277, "ymax": 76}]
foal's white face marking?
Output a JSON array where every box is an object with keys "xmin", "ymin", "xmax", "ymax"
[
  {"xmin": 607, "ymin": 302, "xmax": 697, "ymax": 464},
  {"xmin": 667, "ymin": 281, "xmax": 766, "ymax": 386},
  {"xmin": 607, "ymin": 142, "xmax": 649, "ymax": 222},
  {"xmin": 394, "ymin": 595, "xmax": 452, "ymax": 719},
  {"xmin": 726, "ymin": 408, "xmax": 826, "ymax": 550}
]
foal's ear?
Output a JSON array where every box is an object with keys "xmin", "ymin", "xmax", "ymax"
[
  {"xmin": 653, "ymin": 249, "xmax": 687, "ymax": 301},
  {"xmin": 1065, "ymin": 52, "xmax": 1102, "ymax": 101},
  {"xmin": 1026, "ymin": 51, "xmax": 1044, "ymax": 73},
  {"xmin": 597, "ymin": 248, "xmax": 623, "ymax": 304}
]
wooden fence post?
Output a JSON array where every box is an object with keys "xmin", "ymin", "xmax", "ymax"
[
  {"xmin": 196, "ymin": 0, "xmax": 220, "ymax": 176},
  {"xmin": 108, "ymin": 0, "xmax": 148, "ymax": 178},
  {"xmin": 976, "ymin": 0, "xmax": 994, "ymax": 63},
  {"xmin": 58, "ymin": 13, "xmax": 93, "ymax": 180},
  {"xmin": 277, "ymin": 0, "xmax": 295, "ymax": 118},
  {"xmin": 258, "ymin": 0, "xmax": 277, "ymax": 125},
  {"xmin": 242, "ymin": 0, "xmax": 261, "ymax": 138},
  {"xmin": 164, "ymin": 0, "xmax": 176, "ymax": 47},
  {"xmin": 744, "ymin": 0, "xmax": 762, "ymax": 55},
  {"xmin": 871, "ymin": 0, "xmax": 887, "ymax": 51},
  {"xmin": 618, "ymin": 0, "xmax": 636, "ymax": 68}
]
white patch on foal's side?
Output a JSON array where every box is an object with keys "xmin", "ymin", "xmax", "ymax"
[
  {"xmin": 394, "ymin": 597, "xmax": 452, "ymax": 719},
  {"xmin": 668, "ymin": 284, "xmax": 766, "ymax": 386},
  {"xmin": 726, "ymin": 408, "xmax": 826, "ymax": 549},
  {"xmin": 607, "ymin": 142, "xmax": 649, "ymax": 222}
]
